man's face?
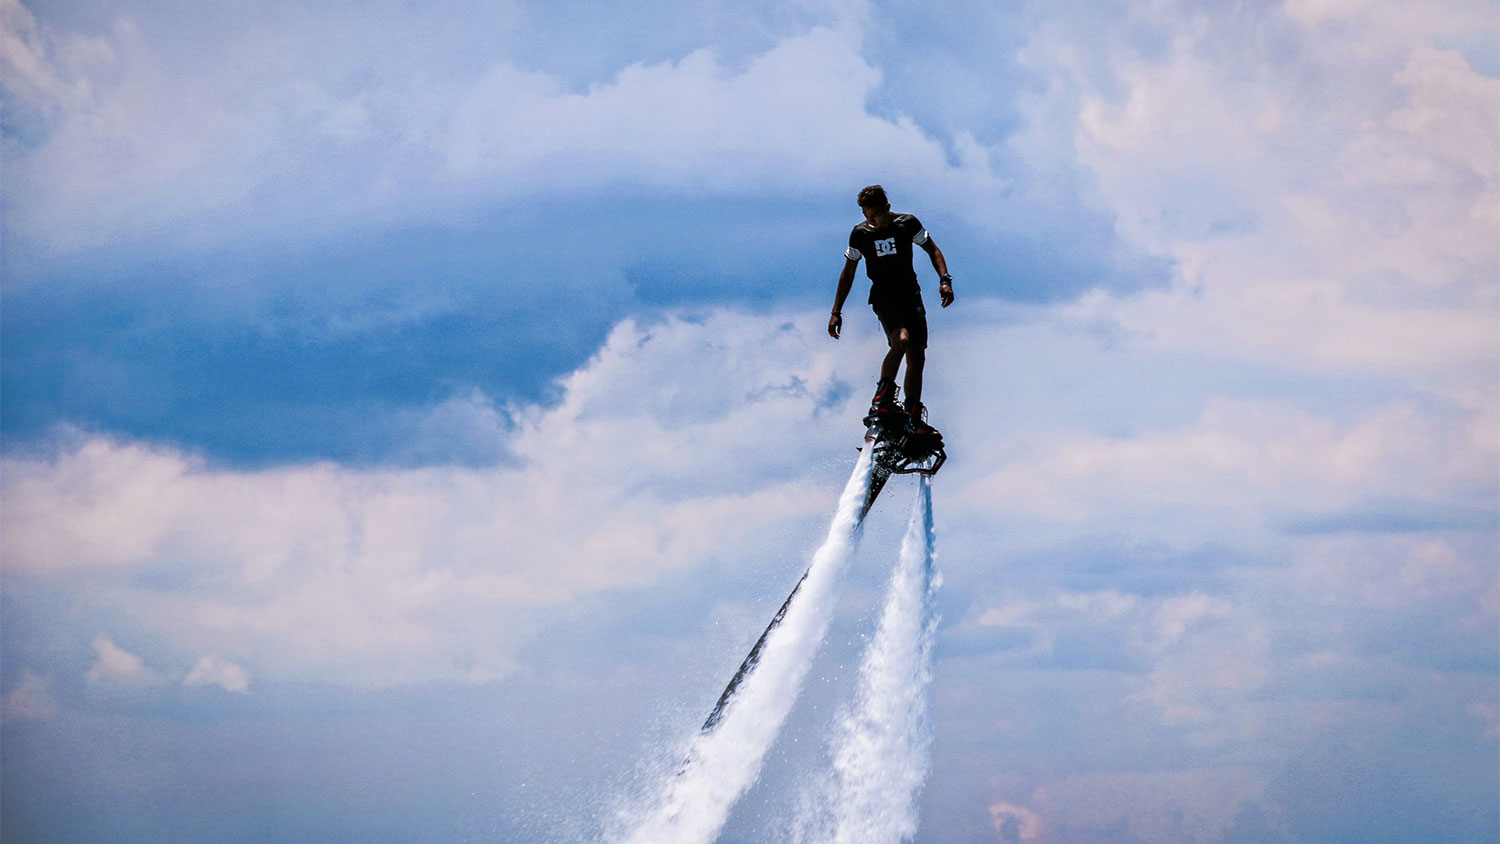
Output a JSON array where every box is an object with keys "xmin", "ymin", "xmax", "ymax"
[{"xmin": 861, "ymin": 203, "xmax": 891, "ymax": 226}]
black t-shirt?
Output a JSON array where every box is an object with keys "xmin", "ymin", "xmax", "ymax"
[{"xmin": 845, "ymin": 214, "xmax": 930, "ymax": 305}]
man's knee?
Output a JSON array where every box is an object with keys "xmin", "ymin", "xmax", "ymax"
[{"xmin": 888, "ymin": 328, "xmax": 910, "ymax": 352}]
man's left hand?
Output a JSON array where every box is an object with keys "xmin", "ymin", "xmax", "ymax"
[{"xmin": 939, "ymin": 283, "xmax": 954, "ymax": 308}]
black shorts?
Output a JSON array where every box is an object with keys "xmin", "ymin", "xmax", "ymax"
[{"xmin": 872, "ymin": 294, "xmax": 928, "ymax": 350}]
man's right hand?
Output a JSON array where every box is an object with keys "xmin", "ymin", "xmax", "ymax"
[{"xmin": 828, "ymin": 311, "xmax": 842, "ymax": 339}]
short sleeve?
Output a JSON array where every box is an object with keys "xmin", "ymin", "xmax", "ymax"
[
  {"xmin": 907, "ymin": 216, "xmax": 930, "ymax": 246},
  {"xmin": 845, "ymin": 228, "xmax": 864, "ymax": 262}
]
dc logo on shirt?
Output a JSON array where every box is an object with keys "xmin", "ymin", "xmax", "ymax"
[{"xmin": 874, "ymin": 238, "xmax": 897, "ymax": 257}]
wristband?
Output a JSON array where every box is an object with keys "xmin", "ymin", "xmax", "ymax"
[{"xmin": 939, "ymin": 274, "xmax": 953, "ymax": 286}]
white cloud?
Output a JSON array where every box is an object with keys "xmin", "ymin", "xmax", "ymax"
[
  {"xmin": 1149, "ymin": 593, "xmax": 1232, "ymax": 650},
  {"xmin": 1469, "ymin": 701, "xmax": 1499, "ymax": 741},
  {"xmin": 1046, "ymin": 0, "xmax": 1499, "ymax": 375},
  {"xmin": 0, "ymin": 0, "xmax": 1494, "ymax": 838},
  {"xmin": 1284, "ymin": 0, "xmax": 1493, "ymax": 45},
  {"xmin": 970, "ymin": 588, "xmax": 1269, "ymax": 740},
  {"xmin": 988, "ymin": 801, "xmax": 1041, "ymax": 841},
  {"xmin": 1133, "ymin": 617, "xmax": 1272, "ymax": 741},
  {"xmin": 1028, "ymin": 768, "xmax": 1267, "ymax": 844},
  {"xmin": 2, "ymin": 5, "xmax": 998, "ymax": 257},
  {"xmin": 1, "ymin": 3, "xmax": 271, "ymax": 257},
  {"xmin": 184, "ymin": 655, "xmax": 250, "ymax": 694},
  {"xmin": 442, "ymin": 24, "xmax": 1005, "ymax": 205},
  {"xmin": 976, "ymin": 589, "xmax": 1136, "ymax": 633},
  {"xmin": 85, "ymin": 635, "xmax": 159, "ymax": 687},
  {"xmin": 2, "ymin": 437, "xmax": 202, "ymax": 571},
  {"xmin": 9, "ymin": 292, "xmax": 1491, "ymax": 694},
  {"xmin": 2, "ymin": 311, "xmax": 872, "ymax": 684},
  {"xmin": 0, "ymin": 0, "xmax": 82, "ymax": 112},
  {"xmin": 1287, "ymin": 534, "xmax": 1497, "ymax": 616},
  {"xmin": 958, "ymin": 397, "xmax": 1490, "ymax": 542},
  {"xmin": 1, "ymin": 670, "xmax": 57, "ymax": 720}
]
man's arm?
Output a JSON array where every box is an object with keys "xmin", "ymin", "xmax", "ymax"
[
  {"xmin": 921, "ymin": 240, "xmax": 954, "ymax": 307},
  {"xmin": 829, "ymin": 259, "xmax": 858, "ymax": 338}
]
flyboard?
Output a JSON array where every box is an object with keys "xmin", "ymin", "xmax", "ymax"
[{"xmin": 699, "ymin": 413, "xmax": 944, "ymax": 731}]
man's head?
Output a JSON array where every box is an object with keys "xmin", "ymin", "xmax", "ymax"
[
  {"xmin": 858, "ymin": 184, "xmax": 892, "ymax": 227},
  {"xmin": 857, "ymin": 184, "xmax": 889, "ymax": 209}
]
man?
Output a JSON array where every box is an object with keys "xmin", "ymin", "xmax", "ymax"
[{"xmin": 828, "ymin": 184, "xmax": 954, "ymax": 436}]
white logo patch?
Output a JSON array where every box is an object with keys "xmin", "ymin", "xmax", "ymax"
[{"xmin": 874, "ymin": 237, "xmax": 897, "ymax": 257}]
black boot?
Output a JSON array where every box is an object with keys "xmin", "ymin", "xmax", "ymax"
[
  {"xmin": 905, "ymin": 400, "xmax": 939, "ymax": 437},
  {"xmin": 869, "ymin": 379, "xmax": 901, "ymax": 415}
]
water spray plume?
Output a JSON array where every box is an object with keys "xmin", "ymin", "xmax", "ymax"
[{"xmin": 615, "ymin": 447, "xmax": 875, "ymax": 844}]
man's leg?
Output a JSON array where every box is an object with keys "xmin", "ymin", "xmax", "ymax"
[
  {"xmin": 869, "ymin": 327, "xmax": 908, "ymax": 415},
  {"xmin": 903, "ymin": 346, "xmax": 924, "ymax": 408},
  {"xmin": 880, "ymin": 327, "xmax": 909, "ymax": 383},
  {"xmin": 901, "ymin": 297, "xmax": 930, "ymax": 416}
]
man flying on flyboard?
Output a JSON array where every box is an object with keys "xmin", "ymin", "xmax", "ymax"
[
  {"xmin": 828, "ymin": 184, "xmax": 955, "ymax": 438},
  {"xmin": 696, "ymin": 184, "xmax": 957, "ymax": 733}
]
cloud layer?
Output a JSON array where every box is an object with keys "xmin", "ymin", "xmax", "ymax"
[
  {"xmin": 1, "ymin": 0, "xmax": 1496, "ymax": 842},
  {"xmin": 3, "ymin": 312, "xmax": 861, "ymax": 685}
]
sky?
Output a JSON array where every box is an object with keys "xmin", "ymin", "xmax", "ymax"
[{"xmin": 1, "ymin": 0, "xmax": 1497, "ymax": 841}]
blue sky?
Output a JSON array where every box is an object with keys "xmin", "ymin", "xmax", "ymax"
[{"xmin": 2, "ymin": 0, "xmax": 1497, "ymax": 842}]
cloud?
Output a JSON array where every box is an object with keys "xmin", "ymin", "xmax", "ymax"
[
  {"xmin": 1, "ymin": 669, "xmax": 57, "ymax": 720},
  {"xmin": 1, "ymin": 6, "xmax": 992, "ymax": 259},
  {"xmin": 1043, "ymin": 0, "xmax": 1498, "ymax": 375},
  {"xmin": 8, "ymin": 287, "xmax": 1491, "ymax": 699},
  {"xmin": 1287, "ymin": 534, "xmax": 1496, "ymax": 618},
  {"xmin": 965, "ymin": 587, "xmax": 1268, "ymax": 740},
  {"xmin": 85, "ymin": 635, "xmax": 159, "ymax": 687},
  {"xmin": 989, "ymin": 801, "xmax": 1041, "ymax": 842},
  {"xmin": 445, "ymin": 27, "xmax": 953, "ymax": 193},
  {"xmin": 2, "ymin": 311, "xmax": 866, "ymax": 684},
  {"xmin": 1029, "ymin": 768, "xmax": 1266, "ymax": 844},
  {"xmin": 1149, "ymin": 593, "xmax": 1232, "ymax": 650},
  {"xmin": 0, "ymin": 2, "xmax": 1495, "ymax": 839},
  {"xmin": 3, "ymin": 436, "xmax": 202, "ymax": 571},
  {"xmin": 958, "ymin": 397, "xmax": 1493, "ymax": 546},
  {"xmin": 0, "ymin": 0, "xmax": 1152, "ymax": 314},
  {"xmin": 1469, "ymin": 702, "xmax": 1499, "ymax": 741},
  {"xmin": 0, "ymin": 0, "xmax": 90, "ymax": 117},
  {"xmin": 0, "ymin": 0, "xmax": 1165, "ymax": 468},
  {"xmin": 184, "ymin": 655, "xmax": 250, "ymax": 694}
]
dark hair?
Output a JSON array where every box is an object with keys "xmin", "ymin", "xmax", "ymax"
[{"xmin": 857, "ymin": 184, "xmax": 888, "ymax": 208}]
